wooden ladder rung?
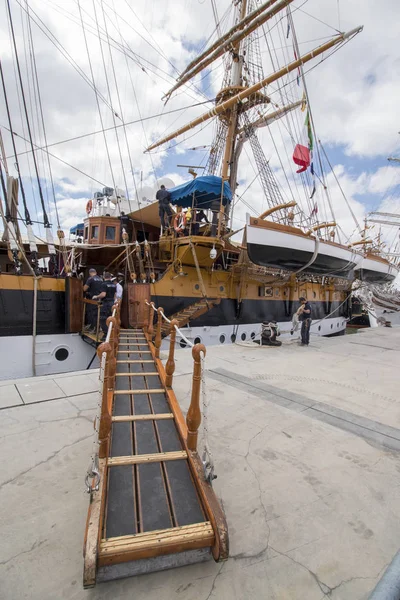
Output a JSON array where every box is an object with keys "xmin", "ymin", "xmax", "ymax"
[
  {"xmin": 99, "ymin": 522, "xmax": 214, "ymax": 555},
  {"xmin": 112, "ymin": 413, "xmax": 173, "ymax": 422},
  {"xmin": 117, "ymin": 351, "xmax": 152, "ymax": 354},
  {"xmin": 115, "ymin": 372, "xmax": 158, "ymax": 376},
  {"xmin": 107, "ymin": 450, "xmax": 187, "ymax": 466},
  {"xmin": 116, "ymin": 360, "xmax": 154, "ymax": 364},
  {"xmin": 118, "ymin": 343, "xmax": 149, "ymax": 346},
  {"xmin": 114, "ymin": 389, "xmax": 164, "ymax": 394}
]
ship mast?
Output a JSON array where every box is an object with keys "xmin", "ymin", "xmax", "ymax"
[
  {"xmin": 146, "ymin": 27, "xmax": 362, "ymax": 154},
  {"xmin": 145, "ymin": 3, "xmax": 362, "ymax": 234},
  {"xmin": 220, "ymin": 0, "xmax": 248, "ymax": 191}
]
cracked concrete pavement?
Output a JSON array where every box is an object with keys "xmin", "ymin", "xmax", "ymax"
[{"xmin": 1, "ymin": 328, "xmax": 400, "ymax": 599}]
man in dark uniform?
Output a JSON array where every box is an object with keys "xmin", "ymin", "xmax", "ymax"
[
  {"xmin": 92, "ymin": 272, "xmax": 117, "ymax": 334},
  {"xmin": 83, "ymin": 268, "xmax": 103, "ymax": 332},
  {"xmin": 156, "ymin": 184, "xmax": 173, "ymax": 229},
  {"xmin": 120, "ymin": 211, "xmax": 133, "ymax": 242},
  {"xmin": 298, "ymin": 296, "xmax": 312, "ymax": 346}
]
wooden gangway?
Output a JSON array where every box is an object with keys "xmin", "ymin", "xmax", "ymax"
[{"xmin": 83, "ymin": 302, "xmax": 228, "ymax": 587}]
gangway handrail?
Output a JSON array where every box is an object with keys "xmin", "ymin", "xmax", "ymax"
[
  {"xmin": 85, "ymin": 303, "xmax": 119, "ymax": 494},
  {"xmin": 145, "ymin": 300, "xmax": 215, "ymax": 484},
  {"xmin": 145, "ymin": 300, "xmax": 194, "ymax": 348}
]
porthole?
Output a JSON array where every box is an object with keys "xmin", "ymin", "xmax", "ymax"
[
  {"xmin": 318, "ymin": 326, "xmax": 321, "ymax": 332},
  {"xmin": 195, "ymin": 284, "xmax": 200, "ymax": 290},
  {"xmin": 219, "ymin": 334, "xmax": 225, "ymax": 344},
  {"xmin": 337, "ymin": 323, "xmax": 339, "ymax": 328},
  {"xmin": 241, "ymin": 333, "xmax": 246, "ymax": 341},
  {"xmin": 313, "ymin": 291, "xmax": 316, "ymax": 298},
  {"xmin": 194, "ymin": 337, "xmax": 201, "ymax": 345},
  {"xmin": 231, "ymin": 334, "xmax": 236, "ymax": 343},
  {"xmin": 331, "ymin": 324, "xmax": 333, "ymax": 329},
  {"xmin": 179, "ymin": 339, "xmax": 187, "ymax": 349},
  {"xmin": 250, "ymin": 332, "xmax": 256, "ymax": 340},
  {"xmin": 55, "ymin": 347, "xmax": 69, "ymax": 361},
  {"xmin": 219, "ymin": 286, "xmax": 224, "ymax": 292}
]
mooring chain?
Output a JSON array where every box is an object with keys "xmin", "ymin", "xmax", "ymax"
[
  {"xmin": 85, "ymin": 352, "xmax": 106, "ymax": 495},
  {"xmin": 201, "ymin": 355, "xmax": 217, "ymax": 484}
]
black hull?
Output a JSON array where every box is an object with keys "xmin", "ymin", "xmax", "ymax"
[
  {"xmin": 153, "ymin": 296, "xmax": 348, "ymax": 326},
  {"xmin": 0, "ymin": 289, "xmax": 65, "ymax": 336},
  {"xmin": 247, "ymin": 243, "xmax": 354, "ymax": 279},
  {"xmin": 0, "ymin": 289, "xmax": 347, "ymax": 337}
]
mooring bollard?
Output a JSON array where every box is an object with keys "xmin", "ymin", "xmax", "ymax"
[
  {"xmin": 186, "ymin": 343, "xmax": 206, "ymax": 451},
  {"xmin": 165, "ymin": 319, "xmax": 178, "ymax": 388}
]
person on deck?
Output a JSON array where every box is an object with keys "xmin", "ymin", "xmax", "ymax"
[
  {"xmin": 120, "ymin": 212, "xmax": 133, "ymax": 242},
  {"xmin": 92, "ymin": 272, "xmax": 117, "ymax": 335},
  {"xmin": 83, "ymin": 268, "xmax": 103, "ymax": 332},
  {"xmin": 156, "ymin": 184, "xmax": 173, "ymax": 230},
  {"xmin": 192, "ymin": 208, "xmax": 209, "ymax": 235},
  {"xmin": 298, "ymin": 296, "xmax": 312, "ymax": 346},
  {"xmin": 112, "ymin": 274, "xmax": 124, "ymax": 301}
]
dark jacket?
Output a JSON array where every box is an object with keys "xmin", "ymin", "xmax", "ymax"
[
  {"xmin": 156, "ymin": 189, "xmax": 171, "ymax": 204},
  {"xmin": 84, "ymin": 275, "xmax": 103, "ymax": 298},
  {"xmin": 100, "ymin": 281, "xmax": 117, "ymax": 301}
]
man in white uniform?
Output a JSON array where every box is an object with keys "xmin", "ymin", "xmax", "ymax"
[{"xmin": 112, "ymin": 275, "xmax": 123, "ymax": 300}]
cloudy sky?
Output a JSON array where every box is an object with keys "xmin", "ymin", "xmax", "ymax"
[{"xmin": 1, "ymin": 0, "xmax": 400, "ymax": 252}]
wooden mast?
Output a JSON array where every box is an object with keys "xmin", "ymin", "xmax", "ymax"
[
  {"xmin": 176, "ymin": 0, "xmax": 281, "ymax": 84},
  {"xmin": 145, "ymin": 27, "xmax": 363, "ymax": 153},
  {"xmin": 165, "ymin": 0, "xmax": 295, "ymax": 101},
  {"xmin": 221, "ymin": 0, "xmax": 247, "ymax": 189}
]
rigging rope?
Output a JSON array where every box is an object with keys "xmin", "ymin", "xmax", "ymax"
[
  {"xmin": 5, "ymin": 0, "xmax": 50, "ymax": 229},
  {"xmin": 77, "ymin": 0, "xmax": 119, "ymax": 211},
  {"xmin": 319, "ymin": 139, "xmax": 363, "ymax": 237}
]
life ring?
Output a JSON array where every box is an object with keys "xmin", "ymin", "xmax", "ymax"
[
  {"xmin": 86, "ymin": 199, "xmax": 93, "ymax": 214},
  {"xmin": 174, "ymin": 212, "xmax": 186, "ymax": 234}
]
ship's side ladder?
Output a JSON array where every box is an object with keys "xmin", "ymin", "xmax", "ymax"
[{"xmin": 83, "ymin": 300, "xmax": 228, "ymax": 587}]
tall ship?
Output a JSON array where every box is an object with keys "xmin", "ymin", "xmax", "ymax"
[{"xmin": 0, "ymin": 0, "xmax": 398, "ymax": 379}]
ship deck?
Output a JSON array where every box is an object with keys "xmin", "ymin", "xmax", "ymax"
[{"xmin": 2, "ymin": 326, "xmax": 400, "ymax": 599}]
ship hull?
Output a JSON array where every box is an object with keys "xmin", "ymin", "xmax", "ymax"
[
  {"xmin": 246, "ymin": 224, "xmax": 361, "ymax": 278},
  {"xmin": 0, "ymin": 333, "xmax": 96, "ymax": 380},
  {"xmin": 153, "ymin": 296, "xmax": 348, "ymax": 326},
  {"xmin": 160, "ymin": 316, "xmax": 346, "ymax": 349},
  {"xmin": 0, "ymin": 274, "xmax": 65, "ymax": 336},
  {"xmin": 354, "ymin": 257, "xmax": 398, "ymax": 283}
]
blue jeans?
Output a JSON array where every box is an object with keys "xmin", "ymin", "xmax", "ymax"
[{"xmin": 301, "ymin": 318, "xmax": 311, "ymax": 344}]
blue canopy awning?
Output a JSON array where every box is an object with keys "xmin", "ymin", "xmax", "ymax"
[
  {"xmin": 168, "ymin": 175, "xmax": 232, "ymax": 209},
  {"xmin": 70, "ymin": 223, "xmax": 84, "ymax": 234}
]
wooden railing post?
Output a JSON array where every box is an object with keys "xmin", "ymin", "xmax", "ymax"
[
  {"xmin": 95, "ymin": 302, "xmax": 101, "ymax": 342},
  {"xmin": 106, "ymin": 315, "xmax": 119, "ymax": 359},
  {"xmin": 148, "ymin": 302, "xmax": 155, "ymax": 339},
  {"xmin": 155, "ymin": 307, "xmax": 163, "ymax": 358},
  {"xmin": 96, "ymin": 342, "xmax": 113, "ymax": 458},
  {"xmin": 143, "ymin": 299, "xmax": 150, "ymax": 333},
  {"xmin": 165, "ymin": 319, "xmax": 178, "ymax": 388},
  {"xmin": 186, "ymin": 344, "xmax": 206, "ymax": 451}
]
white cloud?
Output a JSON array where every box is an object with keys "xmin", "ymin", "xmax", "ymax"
[{"xmin": 1, "ymin": 0, "xmax": 400, "ymax": 243}]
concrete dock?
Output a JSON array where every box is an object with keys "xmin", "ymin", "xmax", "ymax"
[{"xmin": 1, "ymin": 327, "xmax": 400, "ymax": 599}]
